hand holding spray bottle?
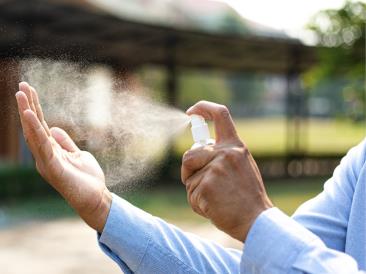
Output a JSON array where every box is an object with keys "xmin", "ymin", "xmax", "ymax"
[{"xmin": 190, "ymin": 114, "xmax": 215, "ymax": 149}]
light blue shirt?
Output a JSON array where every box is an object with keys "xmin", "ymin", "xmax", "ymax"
[{"xmin": 98, "ymin": 138, "xmax": 366, "ymax": 273}]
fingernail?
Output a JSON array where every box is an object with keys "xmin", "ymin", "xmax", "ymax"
[
  {"xmin": 186, "ymin": 106, "xmax": 193, "ymax": 114},
  {"xmin": 19, "ymin": 82, "xmax": 28, "ymax": 89},
  {"xmin": 15, "ymin": 91, "xmax": 21, "ymax": 98}
]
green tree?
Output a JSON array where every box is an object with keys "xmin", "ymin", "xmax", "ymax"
[
  {"xmin": 226, "ymin": 73, "xmax": 265, "ymax": 103},
  {"xmin": 178, "ymin": 70, "xmax": 232, "ymax": 109},
  {"xmin": 304, "ymin": 0, "xmax": 365, "ymax": 121},
  {"xmin": 137, "ymin": 67, "xmax": 231, "ymax": 108},
  {"xmin": 219, "ymin": 10, "xmax": 249, "ymax": 35}
]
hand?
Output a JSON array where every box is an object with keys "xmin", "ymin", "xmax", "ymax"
[
  {"xmin": 181, "ymin": 101, "xmax": 273, "ymax": 242},
  {"xmin": 15, "ymin": 82, "xmax": 112, "ymax": 233}
]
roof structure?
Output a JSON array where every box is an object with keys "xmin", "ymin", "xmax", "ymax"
[
  {"xmin": 88, "ymin": 0, "xmax": 288, "ymax": 39},
  {"xmin": 0, "ymin": 0, "xmax": 317, "ymax": 73},
  {"xmin": 0, "ymin": 0, "xmax": 326, "ymax": 174}
]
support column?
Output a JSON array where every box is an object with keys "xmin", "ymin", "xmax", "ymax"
[
  {"xmin": 165, "ymin": 35, "xmax": 178, "ymax": 106},
  {"xmin": 285, "ymin": 46, "xmax": 307, "ymax": 177},
  {"xmin": 112, "ymin": 66, "xmax": 140, "ymax": 93},
  {"xmin": 0, "ymin": 59, "xmax": 20, "ymax": 163}
]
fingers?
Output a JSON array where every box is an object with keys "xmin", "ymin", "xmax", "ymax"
[
  {"xmin": 188, "ymin": 184, "xmax": 207, "ymax": 217},
  {"xmin": 181, "ymin": 144, "xmax": 217, "ymax": 217},
  {"xmin": 186, "ymin": 101, "xmax": 239, "ymax": 144},
  {"xmin": 30, "ymin": 85, "xmax": 51, "ymax": 136},
  {"xmin": 19, "ymin": 82, "xmax": 51, "ymax": 136},
  {"xmin": 15, "ymin": 91, "xmax": 31, "ymax": 113},
  {"xmin": 19, "ymin": 82, "xmax": 36, "ymax": 113},
  {"xmin": 16, "ymin": 91, "xmax": 32, "ymax": 136},
  {"xmin": 187, "ymin": 176, "xmax": 209, "ymax": 218},
  {"xmin": 50, "ymin": 127, "xmax": 80, "ymax": 153},
  {"xmin": 184, "ymin": 164, "xmax": 205, "ymax": 194},
  {"xmin": 181, "ymin": 146, "xmax": 216, "ymax": 183},
  {"xmin": 16, "ymin": 88, "xmax": 54, "ymax": 163},
  {"xmin": 23, "ymin": 109, "xmax": 54, "ymax": 162}
]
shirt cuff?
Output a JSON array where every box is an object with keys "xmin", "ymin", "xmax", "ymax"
[
  {"xmin": 98, "ymin": 193, "xmax": 153, "ymax": 273},
  {"xmin": 241, "ymin": 207, "xmax": 320, "ymax": 273}
]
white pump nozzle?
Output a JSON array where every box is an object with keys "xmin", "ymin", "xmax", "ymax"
[{"xmin": 190, "ymin": 114, "xmax": 212, "ymax": 147}]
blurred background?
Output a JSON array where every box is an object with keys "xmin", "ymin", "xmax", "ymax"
[{"xmin": 0, "ymin": 0, "xmax": 365, "ymax": 273}]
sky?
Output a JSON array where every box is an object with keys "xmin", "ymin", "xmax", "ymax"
[{"xmin": 218, "ymin": 0, "xmax": 365, "ymax": 43}]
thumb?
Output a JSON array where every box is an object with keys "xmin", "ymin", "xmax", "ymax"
[
  {"xmin": 50, "ymin": 127, "xmax": 80, "ymax": 152},
  {"xmin": 181, "ymin": 146, "xmax": 217, "ymax": 183},
  {"xmin": 186, "ymin": 101, "xmax": 239, "ymax": 144}
]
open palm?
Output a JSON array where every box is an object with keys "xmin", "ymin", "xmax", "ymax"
[{"xmin": 16, "ymin": 82, "xmax": 111, "ymax": 232}]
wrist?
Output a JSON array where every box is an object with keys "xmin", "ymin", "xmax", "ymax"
[
  {"xmin": 95, "ymin": 188, "xmax": 113, "ymax": 233},
  {"xmin": 231, "ymin": 203, "xmax": 273, "ymax": 242},
  {"xmin": 81, "ymin": 188, "xmax": 112, "ymax": 233}
]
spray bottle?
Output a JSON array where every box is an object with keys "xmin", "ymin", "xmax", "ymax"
[{"xmin": 190, "ymin": 114, "xmax": 215, "ymax": 149}]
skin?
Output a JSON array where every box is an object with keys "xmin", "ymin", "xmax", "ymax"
[
  {"xmin": 16, "ymin": 82, "xmax": 271, "ymax": 242},
  {"xmin": 15, "ymin": 82, "xmax": 112, "ymax": 233},
  {"xmin": 181, "ymin": 101, "xmax": 273, "ymax": 242}
]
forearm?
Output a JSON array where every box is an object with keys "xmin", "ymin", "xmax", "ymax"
[{"xmin": 98, "ymin": 194, "xmax": 242, "ymax": 274}]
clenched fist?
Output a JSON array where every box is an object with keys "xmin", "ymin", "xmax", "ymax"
[{"xmin": 181, "ymin": 101, "xmax": 273, "ymax": 242}]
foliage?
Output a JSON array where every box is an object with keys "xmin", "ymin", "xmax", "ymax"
[
  {"xmin": 0, "ymin": 165, "xmax": 54, "ymax": 199},
  {"xmin": 177, "ymin": 70, "xmax": 232, "ymax": 109},
  {"xmin": 136, "ymin": 66, "xmax": 168, "ymax": 102},
  {"xmin": 225, "ymin": 72, "xmax": 267, "ymax": 116},
  {"xmin": 219, "ymin": 10, "xmax": 249, "ymax": 35},
  {"xmin": 137, "ymin": 67, "xmax": 232, "ymax": 108},
  {"xmin": 304, "ymin": 1, "xmax": 366, "ymax": 121}
]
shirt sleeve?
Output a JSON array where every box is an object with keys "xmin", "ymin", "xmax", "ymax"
[
  {"xmin": 292, "ymin": 138, "xmax": 366, "ymax": 252},
  {"xmin": 241, "ymin": 138, "xmax": 366, "ymax": 274},
  {"xmin": 241, "ymin": 208, "xmax": 364, "ymax": 274},
  {"xmin": 98, "ymin": 194, "xmax": 241, "ymax": 274}
]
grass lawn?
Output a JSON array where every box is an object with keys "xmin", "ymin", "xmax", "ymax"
[
  {"xmin": 265, "ymin": 178, "xmax": 324, "ymax": 214},
  {"xmin": 124, "ymin": 177, "xmax": 325, "ymax": 223},
  {"xmin": 0, "ymin": 178, "xmax": 326, "ymax": 227},
  {"xmin": 174, "ymin": 117, "xmax": 365, "ymax": 157}
]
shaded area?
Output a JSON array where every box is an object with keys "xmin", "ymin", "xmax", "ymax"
[{"xmin": 0, "ymin": 0, "xmax": 316, "ymax": 72}]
